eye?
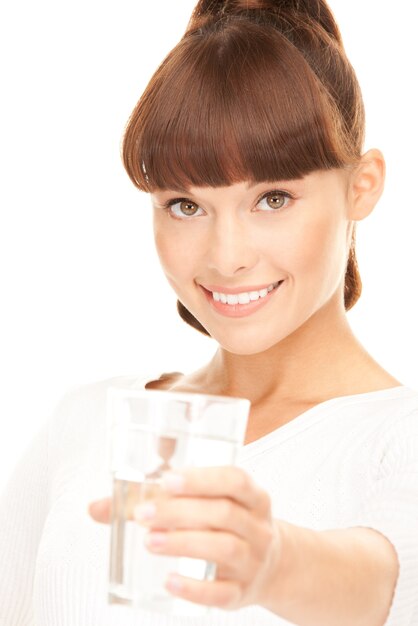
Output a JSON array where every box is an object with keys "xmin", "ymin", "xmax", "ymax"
[
  {"xmin": 162, "ymin": 198, "xmax": 205, "ymax": 219},
  {"xmin": 256, "ymin": 190, "xmax": 293, "ymax": 212}
]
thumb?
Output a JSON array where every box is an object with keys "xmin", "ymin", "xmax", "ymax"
[{"xmin": 88, "ymin": 497, "xmax": 112, "ymax": 524}]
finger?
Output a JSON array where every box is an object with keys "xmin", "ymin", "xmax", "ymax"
[
  {"xmin": 134, "ymin": 496, "xmax": 257, "ymax": 540},
  {"xmin": 163, "ymin": 466, "xmax": 270, "ymax": 514},
  {"xmin": 88, "ymin": 498, "xmax": 111, "ymax": 524},
  {"xmin": 165, "ymin": 573, "xmax": 242, "ymax": 609},
  {"xmin": 144, "ymin": 529, "xmax": 250, "ymax": 576},
  {"xmin": 89, "ymin": 480, "xmax": 153, "ymax": 524}
]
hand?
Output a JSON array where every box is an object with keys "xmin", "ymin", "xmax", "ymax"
[{"xmin": 89, "ymin": 466, "xmax": 282, "ymax": 610}]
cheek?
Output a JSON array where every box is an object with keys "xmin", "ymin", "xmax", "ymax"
[
  {"xmin": 288, "ymin": 219, "xmax": 348, "ymax": 314},
  {"xmin": 262, "ymin": 212, "xmax": 347, "ymax": 299},
  {"xmin": 296, "ymin": 223, "xmax": 337, "ymax": 271},
  {"xmin": 153, "ymin": 230, "xmax": 191, "ymax": 280}
]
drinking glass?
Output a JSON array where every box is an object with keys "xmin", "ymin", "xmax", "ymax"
[{"xmin": 107, "ymin": 387, "xmax": 250, "ymax": 615}]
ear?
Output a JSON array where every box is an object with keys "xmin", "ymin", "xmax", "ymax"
[{"xmin": 347, "ymin": 148, "xmax": 386, "ymax": 221}]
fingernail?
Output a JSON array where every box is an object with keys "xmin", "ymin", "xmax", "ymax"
[
  {"xmin": 134, "ymin": 502, "xmax": 156, "ymax": 521},
  {"xmin": 145, "ymin": 532, "xmax": 167, "ymax": 549},
  {"xmin": 162, "ymin": 473, "xmax": 185, "ymax": 493},
  {"xmin": 166, "ymin": 573, "xmax": 183, "ymax": 592}
]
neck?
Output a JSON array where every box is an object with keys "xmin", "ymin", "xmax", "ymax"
[{"xmin": 202, "ymin": 297, "xmax": 399, "ymax": 408}]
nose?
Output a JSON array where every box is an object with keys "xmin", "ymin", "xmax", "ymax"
[{"xmin": 205, "ymin": 213, "xmax": 259, "ymax": 277}]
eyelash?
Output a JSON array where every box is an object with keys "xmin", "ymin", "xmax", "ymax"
[{"xmin": 160, "ymin": 190, "xmax": 295, "ymax": 220}]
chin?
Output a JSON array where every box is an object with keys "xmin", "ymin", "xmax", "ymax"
[{"xmin": 207, "ymin": 326, "xmax": 291, "ymax": 356}]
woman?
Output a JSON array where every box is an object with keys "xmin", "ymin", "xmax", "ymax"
[{"xmin": 1, "ymin": 0, "xmax": 417, "ymax": 625}]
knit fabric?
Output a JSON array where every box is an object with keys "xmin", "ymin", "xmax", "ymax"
[{"xmin": 1, "ymin": 374, "xmax": 418, "ymax": 625}]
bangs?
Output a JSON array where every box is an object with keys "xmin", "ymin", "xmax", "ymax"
[{"xmin": 123, "ymin": 19, "xmax": 357, "ymax": 192}]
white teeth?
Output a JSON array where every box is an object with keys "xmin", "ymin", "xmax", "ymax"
[
  {"xmin": 238, "ymin": 292, "xmax": 251, "ymax": 304},
  {"xmin": 212, "ymin": 281, "xmax": 280, "ymax": 305}
]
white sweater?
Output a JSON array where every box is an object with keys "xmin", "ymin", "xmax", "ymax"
[{"xmin": 1, "ymin": 373, "xmax": 418, "ymax": 626}]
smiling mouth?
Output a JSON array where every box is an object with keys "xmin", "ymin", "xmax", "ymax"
[{"xmin": 206, "ymin": 281, "xmax": 283, "ymax": 305}]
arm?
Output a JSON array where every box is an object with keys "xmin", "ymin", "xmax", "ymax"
[
  {"xmin": 265, "ymin": 520, "xmax": 398, "ymax": 626},
  {"xmin": 0, "ymin": 422, "xmax": 50, "ymax": 625},
  {"xmin": 0, "ymin": 386, "xmax": 77, "ymax": 626}
]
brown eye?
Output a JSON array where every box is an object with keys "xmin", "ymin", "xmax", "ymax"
[
  {"xmin": 256, "ymin": 190, "xmax": 292, "ymax": 213},
  {"xmin": 265, "ymin": 193, "xmax": 286, "ymax": 210},
  {"xmin": 165, "ymin": 198, "xmax": 204, "ymax": 219},
  {"xmin": 179, "ymin": 201, "xmax": 199, "ymax": 216}
]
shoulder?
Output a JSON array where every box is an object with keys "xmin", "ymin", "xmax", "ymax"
[
  {"xmin": 349, "ymin": 385, "xmax": 418, "ymax": 437},
  {"xmin": 48, "ymin": 372, "xmax": 159, "ymax": 434},
  {"xmin": 366, "ymin": 386, "xmax": 418, "ymax": 430},
  {"xmin": 377, "ymin": 388, "xmax": 418, "ymax": 453},
  {"xmin": 354, "ymin": 387, "xmax": 418, "ymax": 474},
  {"xmin": 58, "ymin": 372, "xmax": 148, "ymax": 404},
  {"xmin": 340, "ymin": 386, "xmax": 418, "ymax": 425},
  {"xmin": 307, "ymin": 386, "xmax": 418, "ymax": 464}
]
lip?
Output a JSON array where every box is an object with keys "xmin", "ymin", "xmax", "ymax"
[
  {"xmin": 199, "ymin": 281, "xmax": 284, "ymax": 318},
  {"xmin": 200, "ymin": 281, "xmax": 282, "ymax": 295}
]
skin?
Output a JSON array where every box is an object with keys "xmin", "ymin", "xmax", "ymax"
[{"xmin": 89, "ymin": 149, "xmax": 399, "ymax": 625}]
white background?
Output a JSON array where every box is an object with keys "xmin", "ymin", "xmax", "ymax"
[{"xmin": 1, "ymin": 0, "xmax": 417, "ymax": 493}]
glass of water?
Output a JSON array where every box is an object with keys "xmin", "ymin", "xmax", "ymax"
[{"xmin": 106, "ymin": 387, "xmax": 250, "ymax": 615}]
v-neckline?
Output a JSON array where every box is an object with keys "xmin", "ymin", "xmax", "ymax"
[
  {"xmin": 133, "ymin": 373, "xmax": 413, "ymax": 457},
  {"xmin": 239, "ymin": 384, "xmax": 415, "ymax": 459}
]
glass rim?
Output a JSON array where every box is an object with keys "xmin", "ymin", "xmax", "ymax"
[{"xmin": 107, "ymin": 386, "xmax": 251, "ymax": 408}]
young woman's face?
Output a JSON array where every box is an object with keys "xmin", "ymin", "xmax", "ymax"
[{"xmin": 151, "ymin": 169, "xmax": 353, "ymax": 355}]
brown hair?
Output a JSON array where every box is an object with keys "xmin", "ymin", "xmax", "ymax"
[{"xmin": 123, "ymin": 0, "xmax": 364, "ymax": 336}]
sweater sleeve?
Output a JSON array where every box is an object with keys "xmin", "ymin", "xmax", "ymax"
[
  {"xmin": 0, "ymin": 390, "xmax": 76, "ymax": 626},
  {"xmin": 348, "ymin": 410, "xmax": 418, "ymax": 626}
]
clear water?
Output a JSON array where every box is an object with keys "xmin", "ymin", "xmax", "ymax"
[{"xmin": 108, "ymin": 431, "xmax": 238, "ymax": 614}]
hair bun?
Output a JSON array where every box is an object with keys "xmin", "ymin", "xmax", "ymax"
[{"xmin": 188, "ymin": 0, "xmax": 342, "ymax": 45}]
